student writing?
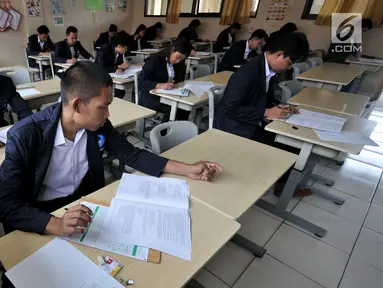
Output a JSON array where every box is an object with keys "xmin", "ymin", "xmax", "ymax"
[
  {"xmin": 94, "ymin": 24, "xmax": 118, "ymax": 49},
  {"xmin": 214, "ymin": 22, "xmax": 241, "ymax": 53}
]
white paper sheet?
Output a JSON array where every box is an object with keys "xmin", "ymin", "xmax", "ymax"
[
  {"xmin": 286, "ymin": 109, "xmax": 347, "ymax": 133},
  {"xmin": 141, "ymin": 48, "xmax": 160, "ymax": 52},
  {"xmin": 156, "ymin": 88, "xmax": 190, "ymax": 96},
  {"xmin": 116, "ymin": 174, "xmax": 190, "ymax": 209},
  {"xmin": 109, "ymin": 66, "xmax": 142, "ymax": 79},
  {"xmin": 99, "ymin": 199, "xmax": 192, "ymax": 260},
  {"xmin": 183, "ymin": 81, "xmax": 215, "ymax": 98},
  {"xmin": 6, "ymin": 238, "xmax": 124, "ymax": 288},
  {"xmin": 0, "ymin": 126, "xmax": 11, "ymax": 144},
  {"xmin": 314, "ymin": 130, "xmax": 379, "ymax": 146},
  {"xmin": 17, "ymin": 88, "xmax": 40, "ymax": 98},
  {"xmin": 64, "ymin": 201, "xmax": 150, "ymax": 261}
]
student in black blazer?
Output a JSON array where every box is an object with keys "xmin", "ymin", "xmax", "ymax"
[
  {"xmin": 214, "ymin": 23, "xmax": 241, "ymax": 53},
  {"xmin": 214, "ymin": 32, "xmax": 310, "ymax": 196},
  {"xmin": 178, "ymin": 19, "xmax": 202, "ymax": 42},
  {"xmin": 218, "ymin": 29, "xmax": 268, "ymax": 72},
  {"xmin": 138, "ymin": 38, "xmax": 193, "ymax": 122},
  {"xmin": 128, "ymin": 24, "xmax": 147, "ymax": 54},
  {"xmin": 28, "ymin": 25, "xmax": 55, "ymax": 68},
  {"xmin": 0, "ymin": 62, "xmax": 221, "ymax": 237},
  {"xmin": 55, "ymin": 26, "xmax": 93, "ymax": 64},
  {"xmin": 94, "ymin": 24, "xmax": 118, "ymax": 49},
  {"xmin": 96, "ymin": 31, "xmax": 131, "ymax": 99},
  {"xmin": 142, "ymin": 22, "xmax": 163, "ymax": 49}
]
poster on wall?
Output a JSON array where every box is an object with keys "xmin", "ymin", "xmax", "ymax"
[
  {"xmin": 119, "ymin": 0, "xmax": 127, "ymax": 10},
  {"xmin": 53, "ymin": 15, "xmax": 64, "ymax": 26},
  {"xmin": 104, "ymin": 0, "xmax": 115, "ymax": 12},
  {"xmin": 91, "ymin": 11, "xmax": 97, "ymax": 23},
  {"xmin": 86, "ymin": 0, "xmax": 103, "ymax": 11},
  {"xmin": 26, "ymin": 0, "xmax": 42, "ymax": 17},
  {"xmin": 71, "ymin": 0, "xmax": 77, "ymax": 9},
  {"xmin": 266, "ymin": 0, "xmax": 290, "ymax": 21},
  {"xmin": 50, "ymin": 0, "xmax": 65, "ymax": 14}
]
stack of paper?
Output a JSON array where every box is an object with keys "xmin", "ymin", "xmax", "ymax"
[
  {"xmin": 285, "ymin": 109, "xmax": 347, "ymax": 133},
  {"xmin": 0, "ymin": 126, "xmax": 11, "ymax": 144},
  {"xmin": 6, "ymin": 238, "xmax": 124, "ymax": 288},
  {"xmin": 156, "ymin": 88, "xmax": 190, "ymax": 96},
  {"xmin": 314, "ymin": 130, "xmax": 379, "ymax": 146},
  {"xmin": 109, "ymin": 66, "xmax": 143, "ymax": 79},
  {"xmin": 141, "ymin": 48, "xmax": 160, "ymax": 52},
  {"xmin": 16, "ymin": 88, "xmax": 40, "ymax": 98},
  {"xmin": 194, "ymin": 51, "xmax": 211, "ymax": 56},
  {"xmin": 98, "ymin": 174, "xmax": 192, "ymax": 260},
  {"xmin": 156, "ymin": 81, "xmax": 215, "ymax": 98}
]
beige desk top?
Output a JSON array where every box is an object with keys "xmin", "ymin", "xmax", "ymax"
[
  {"xmin": 131, "ymin": 49, "xmax": 160, "ymax": 55},
  {"xmin": 0, "ymin": 181, "xmax": 240, "ymax": 288},
  {"xmin": 188, "ymin": 53, "xmax": 215, "ymax": 61},
  {"xmin": 151, "ymin": 71, "xmax": 233, "ymax": 106},
  {"xmin": 266, "ymin": 105, "xmax": 377, "ymax": 155},
  {"xmin": 147, "ymin": 39, "xmax": 171, "ymax": 44},
  {"xmin": 28, "ymin": 55, "xmax": 50, "ymax": 60},
  {"xmin": 55, "ymin": 63, "xmax": 72, "ymax": 69},
  {"xmin": 346, "ymin": 57, "xmax": 383, "ymax": 67},
  {"xmin": 160, "ymin": 129, "xmax": 297, "ymax": 220},
  {"xmin": 288, "ymin": 87, "xmax": 370, "ymax": 116},
  {"xmin": 192, "ymin": 42, "xmax": 210, "ymax": 47},
  {"xmin": 17, "ymin": 79, "xmax": 61, "ymax": 101},
  {"xmin": 297, "ymin": 62, "xmax": 366, "ymax": 85}
]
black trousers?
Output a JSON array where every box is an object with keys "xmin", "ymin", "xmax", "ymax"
[{"xmin": 114, "ymin": 89, "xmax": 125, "ymax": 99}]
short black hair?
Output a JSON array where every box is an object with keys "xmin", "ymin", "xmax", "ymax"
[
  {"xmin": 189, "ymin": 19, "xmax": 201, "ymax": 28},
  {"xmin": 231, "ymin": 23, "xmax": 241, "ymax": 30},
  {"xmin": 264, "ymin": 31, "xmax": 309, "ymax": 63},
  {"xmin": 134, "ymin": 24, "xmax": 147, "ymax": 35},
  {"xmin": 280, "ymin": 22, "xmax": 298, "ymax": 34},
  {"xmin": 113, "ymin": 31, "xmax": 130, "ymax": 47},
  {"xmin": 37, "ymin": 25, "xmax": 49, "ymax": 35},
  {"xmin": 250, "ymin": 29, "xmax": 268, "ymax": 40},
  {"xmin": 66, "ymin": 26, "xmax": 78, "ymax": 35},
  {"xmin": 157, "ymin": 37, "xmax": 193, "ymax": 59},
  {"xmin": 109, "ymin": 24, "xmax": 117, "ymax": 32},
  {"xmin": 61, "ymin": 62, "xmax": 113, "ymax": 105},
  {"xmin": 362, "ymin": 18, "xmax": 373, "ymax": 30},
  {"xmin": 154, "ymin": 22, "xmax": 163, "ymax": 29}
]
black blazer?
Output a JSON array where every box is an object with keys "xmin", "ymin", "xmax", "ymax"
[
  {"xmin": 95, "ymin": 31, "xmax": 112, "ymax": 49},
  {"xmin": 95, "ymin": 43, "xmax": 124, "ymax": 73},
  {"xmin": 214, "ymin": 27, "xmax": 235, "ymax": 53},
  {"xmin": 54, "ymin": 39, "xmax": 93, "ymax": 63},
  {"xmin": 142, "ymin": 25, "xmax": 157, "ymax": 49},
  {"xmin": 28, "ymin": 34, "xmax": 54, "ymax": 55},
  {"xmin": 0, "ymin": 103, "xmax": 168, "ymax": 233},
  {"xmin": 214, "ymin": 55, "xmax": 279, "ymax": 139},
  {"xmin": 0, "ymin": 76, "xmax": 32, "ymax": 126},
  {"xmin": 218, "ymin": 40, "xmax": 258, "ymax": 72},
  {"xmin": 178, "ymin": 27, "xmax": 199, "ymax": 42},
  {"xmin": 138, "ymin": 54, "xmax": 186, "ymax": 110}
]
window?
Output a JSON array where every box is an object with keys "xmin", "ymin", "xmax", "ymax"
[
  {"xmin": 301, "ymin": 0, "xmax": 324, "ymax": 20},
  {"xmin": 251, "ymin": 0, "xmax": 260, "ymax": 17},
  {"xmin": 179, "ymin": 0, "xmax": 224, "ymax": 17},
  {"xmin": 145, "ymin": 0, "xmax": 168, "ymax": 16}
]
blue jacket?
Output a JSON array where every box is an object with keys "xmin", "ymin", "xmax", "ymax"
[{"xmin": 0, "ymin": 103, "xmax": 168, "ymax": 233}]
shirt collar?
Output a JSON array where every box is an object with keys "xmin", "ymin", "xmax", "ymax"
[
  {"xmin": 245, "ymin": 41, "xmax": 250, "ymax": 53},
  {"xmin": 54, "ymin": 119, "xmax": 86, "ymax": 147},
  {"xmin": 38, "ymin": 36, "xmax": 44, "ymax": 44},
  {"xmin": 264, "ymin": 52, "xmax": 276, "ymax": 78}
]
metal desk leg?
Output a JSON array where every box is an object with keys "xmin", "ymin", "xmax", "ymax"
[
  {"xmin": 169, "ymin": 101, "xmax": 178, "ymax": 121},
  {"xmin": 185, "ymin": 279, "xmax": 205, "ymax": 288},
  {"xmin": 310, "ymin": 174, "xmax": 334, "ymax": 187},
  {"xmin": 311, "ymin": 185, "xmax": 345, "ymax": 205},
  {"xmin": 231, "ymin": 234, "xmax": 266, "ymax": 258},
  {"xmin": 38, "ymin": 61, "xmax": 43, "ymax": 80}
]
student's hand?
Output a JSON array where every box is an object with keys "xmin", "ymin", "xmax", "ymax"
[
  {"xmin": 279, "ymin": 105, "xmax": 299, "ymax": 115},
  {"xmin": 191, "ymin": 49, "xmax": 196, "ymax": 55},
  {"xmin": 118, "ymin": 61, "xmax": 130, "ymax": 70},
  {"xmin": 45, "ymin": 205, "xmax": 93, "ymax": 236},
  {"xmin": 67, "ymin": 58, "xmax": 77, "ymax": 64},
  {"xmin": 157, "ymin": 82, "xmax": 175, "ymax": 90},
  {"xmin": 115, "ymin": 68, "xmax": 124, "ymax": 74},
  {"xmin": 134, "ymin": 35, "xmax": 140, "ymax": 40},
  {"xmin": 265, "ymin": 106, "xmax": 291, "ymax": 119},
  {"xmin": 39, "ymin": 52, "xmax": 49, "ymax": 56},
  {"xmin": 187, "ymin": 161, "xmax": 223, "ymax": 182}
]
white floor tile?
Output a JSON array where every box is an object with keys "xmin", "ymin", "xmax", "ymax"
[
  {"xmin": 372, "ymin": 185, "xmax": 383, "ymax": 207},
  {"xmin": 194, "ymin": 269, "xmax": 230, "ymax": 288},
  {"xmin": 352, "ymin": 227, "xmax": 383, "ymax": 271},
  {"xmin": 313, "ymin": 159, "xmax": 329, "ymax": 175},
  {"xmin": 339, "ymin": 258, "xmax": 383, "ymax": 288},
  {"xmin": 237, "ymin": 207, "xmax": 282, "ymax": 246},
  {"xmin": 344, "ymin": 149, "xmax": 383, "ymax": 169},
  {"xmin": 321, "ymin": 161, "xmax": 379, "ymax": 201},
  {"xmin": 289, "ymin": 202, "xmax": 361, "ymax": 254},
  {"xmin": 303, "ymin": 183, "xmax": 370, "ymax": 225},
  {"xmin": 205, "ymin": 242, "xmax": 255, "ymax": 286},
  {"xmin": 258, "ymin": 189, "xmax": 300, "ymax": 218},
  {"xmin": 233, "ymin": 254, "xmax": 323, "ymax": 288},
  {"xmin": 265, "ymin": 224, "xmax": 348, "ymax": 288},
  {"xmin": 127, "ymin": 135, "xmax": 141, "ymax": 145},
  {"xmin": 364, "ymin": 204, "xmax": 383, "ymax": 235}
]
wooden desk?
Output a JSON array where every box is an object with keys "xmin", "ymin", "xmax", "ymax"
[
  {"xmin": 187, "ymin": 53, "xmax": 217, "ymax": 73},
  {"xmin": 192, "ymin": 42, "xmax": 211, "ymax": 52},
  {"xmin": 288, "ymin": 87, "xmax": 370, "ymax": 116},
  {"xmin": 258, "ymin": 105, "xmax": 377, "ymax": 237},
  {"xmin": 55, "ymin": 63, "xmax": 72, "ymax": 70},
  {"xmin": 131, "ymin": 49, "xmax": 160, "ymax": 60},
  {"xmin": 161, "ymin": 129, "xmax": 297, "ymax": 220},
  {"xmin": 0, "ymin": 182, "xmax": 240, "ymax": 288},
  {"xmin": 346, "ymin": 57, "xmax": 383, "ymax": 72},
  {"xmin": 296, "ymin": 62, "xmax": 366, "ymax": 91},
  {"xmin": 17, "ymin": 79, "xmax": 61, "ymax": 109},
  {"xmin": 28, "ymin": 55, "xmax": 50, "ymax": 80},
  {"xmin": 147, "ymin": 39, "xmax": 171, "ymax": 48},
  {"xmin": 150, "ymin": 71, "xmax": 233, "ymax": 121}
]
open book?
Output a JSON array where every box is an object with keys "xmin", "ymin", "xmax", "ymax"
[{"xmin": 98, "ymin": 174, "xmax": 192, "ymax": 260}]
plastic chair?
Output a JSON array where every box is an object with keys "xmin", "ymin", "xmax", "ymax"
[
  {"xmin": 150, "ymin": 121, "xmax": 198, "ymax": 154},
  {"xmin": 0, "ymin": 67, "xmax": 31, "ymax": 85},
  {"xmin": 279, "ymin": 80, "xmax": 303, "ymax": 103},
  {"xmin": 307, "ymin": 57, "xmax": 323, "ymax": 67},
  {"xmin": 24, "ymin": 47, "xmax": 39, "ymax": 82},
  {"xmin": 134, "ymin": 70, "xmax": 141, "ymax": 104},
  {"xmin": 292, "ymin": 62, "xmax": 310, "ymax": 78},
  {"xmin": 189, "ymin": 64, "xmax": 211, "ymax": 80}
]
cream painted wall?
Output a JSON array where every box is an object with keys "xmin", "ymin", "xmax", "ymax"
[{"xmin": 131, "ymin": 0, "xmax": 383, "ymax": 57}]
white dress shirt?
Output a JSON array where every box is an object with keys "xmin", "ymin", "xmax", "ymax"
[
  {"xmin": 38, "ymin": 37, "xmax": 45, "ymax": 50},
  {"xmin": 38, "ymin": 119, "xmax": 89, "ymax": 201},
  {"xmin": 167, "ymin": 62, "xmax": 175, "ymax": 81},
  {"xmin": 244, "ymin": 41, "xmax": 251, "ymax": 59},
  {"xmin": 264, "ymin": 53, "xmax": 276, "ymax": 92},
  {"xmin": 228, "ymin": 33, "xmax": 233, "ymax": 44},
  {"xmin": 70, "ymin": 46, "xmax": 75, "ymax": 57}
]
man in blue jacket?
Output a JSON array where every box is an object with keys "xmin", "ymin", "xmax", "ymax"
[{"xmin": 0, "ymin": 62, "xmax": 221, "ymax": 237}]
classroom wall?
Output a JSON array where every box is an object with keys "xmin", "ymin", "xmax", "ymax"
[{"xmin": 130, "ymin": 0, "xmax": 383, "ymax": 57}]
